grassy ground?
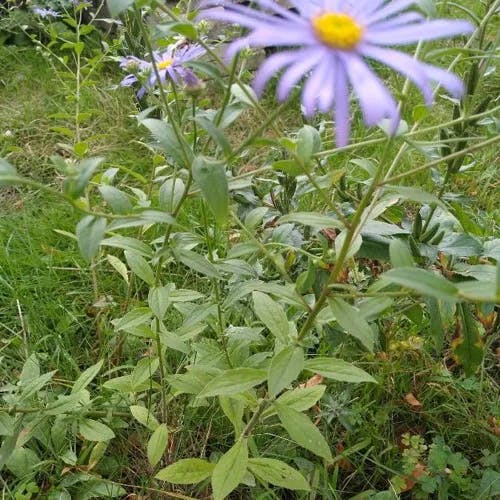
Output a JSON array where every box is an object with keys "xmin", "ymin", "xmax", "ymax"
[{"xmin": 0, "ymin": 3, "xmax": 499, "ymax": 497}]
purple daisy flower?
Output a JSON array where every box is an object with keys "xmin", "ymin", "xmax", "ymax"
[
  {"xmin": 32, "ymin": 6, "xmax": 61, "ymax": 18},
  {"xmin": 119, "ymin": 56, "xmax": 151, "ymax": 91},
  {"xmin": 119, "ymin": 44, "xmax": 205, "ymax": 98},
  {"xmin": 200, "ymin": 0, "xmax": 474, "ymax": 146}
]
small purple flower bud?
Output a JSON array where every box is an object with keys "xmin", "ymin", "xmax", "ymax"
[{"xmin": 182, "ymin": 69, "xmax": 206, "ymax": 96}]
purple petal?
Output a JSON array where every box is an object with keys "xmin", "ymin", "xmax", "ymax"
[
  {"xmin": 253, "ymin": 50, "xmax": 301, "ymax": 95},
  {"xmin": 421, "ymin": 64, "xmax": 465, "ymax": 98},
  {"xmin": 365, "ymin": 0, "xmax": 417, "ymax": 25},
  {"xmin": 302, "ymin": 60, "xmax": 331, "ymax": 116},
  {"xmin": 120, "ymin": 74, "xmax": 138, "ymax": 87},
  {"xmin": 359, "ymin": 44, "xmax": 433, "ymax": 104},
  {"xmin": 341, "ymin": 53, "xmax": 399, "ymax": 128},
  {"xmin": 333, "ymin": 61, "xmax": 351, "ymax": 147},
  {"xmin": 366, "ymin": 20, "xmax": 474, "ymax": 45},
  {"xmin": 277, "ymin": 50, "xmax": 323, "ymax": 101}
]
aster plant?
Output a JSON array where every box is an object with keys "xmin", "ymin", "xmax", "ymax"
[
  {"xmin": 119, "ymin": 44, "xmax": 205, "ymax": 98},
  {"xmin": 200, "ymin": 0, "xmax": 474, "ymax": 145},
  {"xmin": 32, "ymin": 6, "xmax": 61, "ymax": 18}
]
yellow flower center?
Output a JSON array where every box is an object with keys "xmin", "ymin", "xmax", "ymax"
[
  {"xmin": 312, "ymin": 12, "xmax": 363, "ymax": 50},
  {"xmin": 157, "ymin": 58, "xmax": 174, "ymax": 70}
]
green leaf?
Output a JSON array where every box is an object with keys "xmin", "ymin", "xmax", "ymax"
[
  {"xmin": 453, "ymin": 303, "xmax": 484, "ymax": 377},
  {"xmin": 194, "ymin": 117, "xmax": 232, "ymax": 158},
  {"xmin": 296, "ymin": 125, "xmax": 321, "ymax": 164},
  {"xmin": 156, "ymin": 458, "xmax": 215, "ymax": 484},
  {"xmin": 304, "ymin": 358, "xmax": 376, "ymax": 384},
  {"xmin": 107, "ymin": 0, "xmax": 135, "ymax": 17},
  {"xmin": 72, "ymin": 479, "xmax": 125, "ymax": 498},
  {"xmin": 426, "ymin": 298, "xmax": 445, "ymax": 351},
  {"xmin": 438, "ymin": 233, "xmax": 483, "ymax": 257},
  {"xmin": 141, "ymin": 118, "xmax": 192, "ymax": 167},
  {"xmin": 272, "ymin": 159, "xmax": 303, "ymax": 176},
  {"xmin": 106, "ymin": 254, "xmax": 129, "ymax": 284},
  {"xmin": 159, "ymin": 178, "xmax": 185, "ymax": 212},
  {"xmin": 157, "ymin": 21, "xmax": 198, "ymax": 40},
  {"xmin": 99, "ymin": 185, "xmax": 132, "ymax": 214},
  {"xmin": 263, "ymin": 385, "xmax": 326, "ymax": 419},
  {"xmin": 170, "ymin": 289, "xmax": 205, "ymax": 302},
  {"xmin": 198, "ymin": 368, "xmax": 267, "ymax": 398},
  {"xmin": 101, "ymin": 235, "xmax": 152, "ymax": 257},
  {"xmin": 72, "ymin": 360, "xmax": 103, "ymax": 394},
  {"xmin": 107, "ymin": 210, "xmax": 175, "ymax": 231},
  {"xmin": 252, "ymin": 291, "xmax": 290, "ymax": 345},
  {"xmin": 478, "ymin": 469, "xmax": 500, "ymax": 498},
  {"xmin": 124, "ymin": 251, "xmax": 155, "ymax": 285},
  {"xmin": 0, "ymin": 413, "xmax": 14, "ymax": 437},
  {"xmin": 383, "ymin": 267, "xmax": 459, "ymax": 301},
  {"xmin": 129, "ymin": 405, "xmax": 159, "ymax": 431},
  {"xmin": 174, "ymin": 249, "xmax": 220, "ymax": 279},
  {"xmin": 275, "ymin": 403, "xmax": 332, "ymax": 461},
  {"xmin": 148, "ymin": 286, "xmax": 171, "ymax": 320},
  {"xmin": 131, "ymin": 357, "xmax": 160, "ymax": 391},
  {"xmin": 113, "ymin": 307, "xmax": 152, "ymax": 332},
  {"xmin": 278, "ymin": 212, "xmax": 343, "ymax": 230},
  {"xmin": 45, "ymin": 393, "xmax": 82, "ymax": 416},
  {"xmin": 457, "ymin": 280, "xmax": 499, "ymax": 303},
  {"xmin": 79, "ymin": 419, "xmax": 115, "ymax": 442},
  {"xmin": 335, "ymin": 230, "xmax": 363, "ymax": 260},
  {"xmin": 192, "ymin": 156, "xmax": 229, "ymax": 226},
  {"xmin": 5, "ymin": 448, "xmax": 40, "ymax": 478},
  {"xmin": 88, "ymin": 441, "xmax": 108, "ymax": 470},
  {"xmin": 65, "ymin": 157, "xmax": 104, "ymax": 199},
  {"xmin": 20, "ymin": 354, "xmax": 40, "ymax": 383},
  {"xmin": 0, "ymin": 424, "xmax": 20, "ymax": 472},
  {"xmin": 20, "ymin": 370, "xmax": 55, "ymax": 399},
  {"xmin": 328, "ymin": 298, "xmax": 374, "ymax": 352},
  {"xmin": 212, "ymin": 439, "xmax": 248, "ymax": 500},
  {"xmin": 389, "ymin": 239, "xmax": 415, "ymax": 268},
  {"xmin": 230, "ymin": 83, "xmax": 258, "ymax": 107},
  {"xmin": 147, "ymin": 424, "xmax": 169, "ymax": 467},
  {"xmin": 76, "ymin": 216, "xmax": 106, "ymax": 262},
  {"xmin": 248, "ymin": 458, "xmax": 311, "ymax": 491},
  {"xmin": 268, "ymin": 347, "xmax": 304, "ymax": 396},
  {"xmin": 384, "ymin": 185, "xmax": 446, "ymax": 209},
  {"xmin": 102, "ymin": 375, "xmax": 132, "ymax": 393},
  {"xmin": 219, "ymin": 396, "xmax": 245, "ymax": 435}
]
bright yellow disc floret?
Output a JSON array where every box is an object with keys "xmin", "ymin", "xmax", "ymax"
[
  {"xmin": 312, "ymin": 12, "xmax": 364, "ymax": 50},
  {"xmin": 157, "ymin": 58, "xmax": 174, "ymax": 70}
]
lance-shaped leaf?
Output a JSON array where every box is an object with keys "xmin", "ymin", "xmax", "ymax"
[
  {"xmin": 304, "ymin": 357, "xmax": 376, "ymax": 383},
  {"xmin": 248, "ymin": 458, "xmax": 311, "ymax": 491},
  {"xmin": 147, "ymin": 424, "xmax": 169, "ymax": 467},
  {"xmin": 275, "ymin": 403, "xmax": 332, "ymax": 461},
  {"xmin": 383, "ymin": 267, "xmax": 459, "ymax": 301},
  {"xmin": 76, "ymin": 216, "xmax": 106, "ymax": 262},
  {"xmin": 329, "ymin": 298, "xmax": 374, "ymax": 352},
  {"xmin": 268, "ymin": 347, "xmax": 304, "ymax": 396},
  {"xmin": 212, "ymin": 439, "xmax": 248, "ymax": 500},
  {"xmin": 141, "ymin": 119, "xmax": 192, "ymax": 167},
  {"xmin": 156, "ymin": 458, "xmax": 215, "ymax": 484},
  {"xmin": 192, "ymin": 156, "xmax": 229, "ymax": 226},
  {"xmin": 453, "ymin": 303, "xmax": 484, "ymax": 377},
  {"xmin": 198, "ymin": 368, "xmax": 267, "ymax": 398},
  {"xmin": 252, "ymin": 291, "xmax": 290, "ymax": 344}
]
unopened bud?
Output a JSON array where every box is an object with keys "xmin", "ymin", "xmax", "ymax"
[{"xmin": 182, "ymin": 69, "xmax": 205, "ymax": 96}]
